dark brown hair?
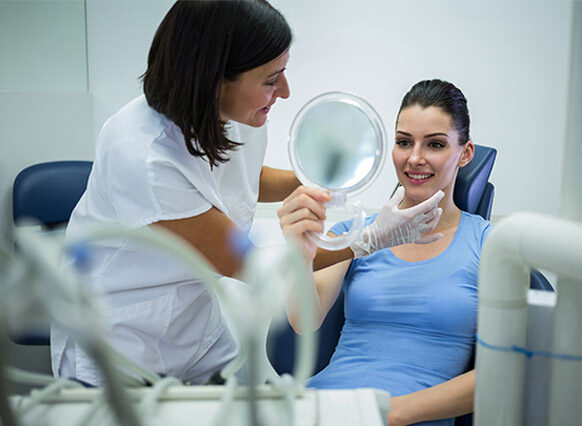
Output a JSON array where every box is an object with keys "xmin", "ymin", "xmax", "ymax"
[
  {"xmin": 142, "ymin": 0, "xmax": 292, "ymax": 167},
  {"xmin": 398, "ymin": 79, "xmax": 470, "ymax": 145}
]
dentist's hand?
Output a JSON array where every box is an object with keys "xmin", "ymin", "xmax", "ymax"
[
  {"xmin": 277, "ymin": 186, "xmax": 331, "ymax": 262},
  {"xmin": 349, "ymin": 187, "xmax": 444, "ymax": 258}
]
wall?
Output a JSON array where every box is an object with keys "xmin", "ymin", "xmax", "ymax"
[
  {"xmin": 0, "ymin": 0, "xmax": 574, "ymax": 224},
  {"xmin": 0, "ymin": 0, "xmax": 93, "ymax": 241},
  {"xmin": 84, "ymin": 0, "xmax": 573, "ymax": 217},
  {"xmin": 267, "ymin": 0, "xmax": 572, "ymax": 216}
]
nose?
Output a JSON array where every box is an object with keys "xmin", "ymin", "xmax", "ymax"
[
  {"xmin": 276, "ymin": 73, "xmax": 290, "ymax": 100},
  {"xmin": 408, "ymin": 144, "xmax": 426, "ymax": 166}
]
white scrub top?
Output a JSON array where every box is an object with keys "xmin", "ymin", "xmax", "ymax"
[{"xmin": 51, "ymin": 95, "xmax": 268, "ymax": 386}]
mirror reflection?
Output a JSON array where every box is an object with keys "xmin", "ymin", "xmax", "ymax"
[{"xmin": 290, "ymin": 93, "xmax": 385, "ymax": 195}]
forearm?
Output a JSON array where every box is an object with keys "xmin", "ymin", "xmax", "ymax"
[
  {"xmin": 287, "ymin": 259, "xmax": 351, "ymax": 333},
  {"xmin": 388, "ymin": 370, "xmax": 475, "ymax": 426},
  {"xmin": 258, "ymin": 166, "xmax": 301, "ymax": 202},
  {"xmin": 313, "ymin": 246, "xmax": 353, "ymax": 271},
  {"xmin": 285, "ymin": 260, "xmax": 325, "ymax": 334}
]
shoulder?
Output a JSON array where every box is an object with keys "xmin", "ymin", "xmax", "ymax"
[
  {"xmin": 460, "ymin": 211, "xmax": 492, "ymax": 249},
  {"xmin": 102, "ymin": 95, "xmax": 166, "ymax": 135}
]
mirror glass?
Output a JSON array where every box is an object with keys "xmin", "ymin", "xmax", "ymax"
[{"xmin": 289, "ymin": 92, "xmax": 386, "ymax": 196}]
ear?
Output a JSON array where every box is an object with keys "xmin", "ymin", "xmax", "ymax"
[{"xmin": 458, "ymin": 140, "xmax": 475, "ymax": 168}]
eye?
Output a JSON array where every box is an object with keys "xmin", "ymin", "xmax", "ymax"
[
  {"xmin": 395, "ymin": 139, "xmax": 411, "ymax": 147},
  {"xmin": 265, "ymin": 76, "xmax": 278, "ymax": 86},
  {"xmin": 428, "ymin": 141, "xmax": 445, "ymax": 149}
]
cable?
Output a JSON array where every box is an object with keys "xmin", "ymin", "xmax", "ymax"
[
  {"xmin": 4, "ymin": 222, "xmax": 319, "ymax": 426},
  {"xmin": 138, "ymin": 376, "xmax": 182, "ymax": 422},
  {"xmin": 15, "ymin": 379, "xmax": 80, "ymax": 416},
  {"xmin": 209, "ymin": 375, "xmax": 238, "ymax": 426},
  {"xmin": 0, "ymin": 327, "xmax": 19, "ymax": 426},
  {"xmin": 12, "ymin": 228, "xmax": 143, "ymax": 426}
]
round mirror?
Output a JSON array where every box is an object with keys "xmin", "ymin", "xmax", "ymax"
[{"xmin": 288, "ymin": 92, "xmax": 387, "ymax": 250}]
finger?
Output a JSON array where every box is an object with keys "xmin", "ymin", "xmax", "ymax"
[
  {"xmin": 278, "ymin": 207, "xmax": 323, "ymax": 229},
  {"xmin": 422, "ymin": 207, "xmax": 442, "ymax": 230},
  {"xmin": 406, "ymin": 190, "xmax": 445, "ymax": 216},
  {"xmin": 286, "ymin": 185, "xmax": 331, "ymax": 205},
  {"xmin": 387, "ymin": 186, "xmax": 405, "ymax": 209},
  {"xmin": 282, "ymin": 219, "xmax": 325, "ymax": 240},
  {"xmin": 417, "ymin": 232, "xmax": 443, "ymax": 244},
  {"xmin": 279, "ymin": 192, "xmax": 328, "ymax": 221}
]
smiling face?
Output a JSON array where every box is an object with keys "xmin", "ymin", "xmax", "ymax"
[
  {"xmin": 393, "ymin": 105, "xmax": 474, "ymax": 208},
  {"xmin": 219, "ymin": 50, "xmax": 290, "ymax": 127}
]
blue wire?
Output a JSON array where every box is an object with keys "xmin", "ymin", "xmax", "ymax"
[{"xmin": 475, "ymin": 334, "xmax": 582, "ymax": 361}]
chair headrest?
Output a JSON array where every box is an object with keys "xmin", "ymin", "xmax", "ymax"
[{"xmin": 453, "ymin": 144, "xmax": 497, "ymax": 215}]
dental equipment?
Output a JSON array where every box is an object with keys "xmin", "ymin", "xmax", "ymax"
[
  {"xmin": 0, "ymin": 221, "xmax": 343, "ymax": 426},
  {"xmin": 475, "ymin": 212, "xmax": 582, "ymax": 425}
]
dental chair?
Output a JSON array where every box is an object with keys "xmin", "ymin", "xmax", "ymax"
[
  {"xmin": 266, "ymin": 144, "xmax": 553, "ymax": 425},
  {"xmin": 10, "ymin": 160, "xmax": 93, "ymax": 345}
]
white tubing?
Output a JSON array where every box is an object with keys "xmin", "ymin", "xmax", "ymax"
[
  {"xmin": 475, "ymin": 212, "xmax": 582, "ymax": 426},
  {"xmin": 548, "ymin": 277, "xmax": 582, "ymax": 425}
]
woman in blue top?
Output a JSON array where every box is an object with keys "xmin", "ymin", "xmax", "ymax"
[{"xmin": 278, "ymin": 79, "xmax": 491, "ymax": 425}]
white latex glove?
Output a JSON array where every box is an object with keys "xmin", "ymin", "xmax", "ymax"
[{"xmin": 349, "ymin": 187, "xmax": 445, "ymax": 258}]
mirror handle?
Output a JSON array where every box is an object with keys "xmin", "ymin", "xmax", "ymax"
[{"xmin": 306, "ymin": 199, "xmax": 366, "ymax": 251}]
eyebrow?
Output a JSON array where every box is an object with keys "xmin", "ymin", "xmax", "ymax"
[
  {"xmin": 267, "ymin": 67, "xmax": 286, "ymax": 78},
  {"xmin": 396, "ymin": 130, "xmax": 448, "ymax": 138}
]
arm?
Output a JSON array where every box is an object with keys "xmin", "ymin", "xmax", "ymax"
[
  {"xmin": 258, "ymin": 166, "xmax": 301, "ymax": 202},
  {"xmin": 388, "ymin": 369, "xmax": 475, "ymax": 426},
  {"xmin": 286, "ymin": 254, "xmax": 351, "ymax": 334},
  {"xmin": 153, "ymin": 207, "xmax": 245, "ymax": 278}
]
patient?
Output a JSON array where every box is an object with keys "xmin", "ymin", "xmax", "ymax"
[{"xmin": 278, "ymin": 79, "xmax": 491, "ymax": 425}]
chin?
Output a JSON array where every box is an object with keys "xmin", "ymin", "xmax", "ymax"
[
  {"xmin": 242, "ymin": 115, "xmax": 267, "ymax": 128},
  {"xmin": 404, "ymin": 186, "xmax": 438, "ymax": 203}
]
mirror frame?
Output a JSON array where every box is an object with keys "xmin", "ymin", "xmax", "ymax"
[{"xmin": 288, "ymin": 91, "xmax": 387, "ymax": 197}]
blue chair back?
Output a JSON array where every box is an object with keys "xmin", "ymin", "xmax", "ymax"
[
  {"xmin": 10, "ymin": 160, "xmax": 93, "ymax": 345},
  {"xmin": 454, "ymin": 144, "xmax": 497, "ymax": 220},
  {"xmin": 13, "ymin": 161, "xmax": 93, "ymax": 229}
]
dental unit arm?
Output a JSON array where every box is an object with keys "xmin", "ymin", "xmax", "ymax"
[{"xmin": 0, "ymin": 221, "xmax": 326, "ymax": 426}]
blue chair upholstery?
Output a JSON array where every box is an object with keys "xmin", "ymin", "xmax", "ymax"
[
  {"xmin": 13, "ymin": 161, "xmax": 93, "ymax": 229},
  {"xmin": 10, "ymin": 160, "xmax": 93, "ymax": 345},
  {"xmin": 454, "ymin": 144, "xmax": 497, "ymax": 219}
]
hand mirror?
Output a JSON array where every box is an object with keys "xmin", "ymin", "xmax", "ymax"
[{"xmin": 288, "ymin": 92, "xmax": 387, "ymax": 250}]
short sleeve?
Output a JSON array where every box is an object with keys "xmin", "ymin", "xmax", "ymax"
[
  {"xmin": 480, "ymin": 220, "xmax": 493, "ymax": 250},
  {"xmin": 99, "ymin": 134, "xmax": 214, "ymax": 228}
]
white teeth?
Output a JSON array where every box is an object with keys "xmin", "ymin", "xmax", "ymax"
[{"xmin": 408, "ymin": 173, "xmax": 431, "ymax": 180}]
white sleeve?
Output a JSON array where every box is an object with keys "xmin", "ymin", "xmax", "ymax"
[{"xmin": 101, "ymin": 140, "xmax": 214, "ymax": 228}]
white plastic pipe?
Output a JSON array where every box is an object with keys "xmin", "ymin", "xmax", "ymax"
[{"xmin": 475, "ymin": 212, "xmax": 582, "ymax": 425}]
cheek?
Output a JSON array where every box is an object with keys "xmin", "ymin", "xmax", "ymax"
[
  {"xmin": 436, "ymin": 154, "xmax": 461, "ymax": 178},
  {"xmin": 392, "ymin": 150, "xmax": 406, "ymax": 171}
]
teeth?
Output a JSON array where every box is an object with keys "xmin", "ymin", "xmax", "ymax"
[{"xmin": 408, "ymin": 173, "xmax": 431, "ymax": 180}]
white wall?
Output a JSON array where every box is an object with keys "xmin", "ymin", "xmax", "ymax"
[
  {"xmin": 267, "ymin": 0, "xmax": 572, "ymax": 215},
  {"xmin": 0, "ymin": 0, "xmax": 574, "ymax": 226},
  {"xmin": 84, "ymin": 0, "xmax": 573, "ymax": 217},
  {"xmin": 0, "ymin": 0, "xmax": 93, "ymax": 240}
]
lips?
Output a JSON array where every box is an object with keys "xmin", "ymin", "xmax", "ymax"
[
  {"xmin": 260, "ymin": 102, "xmax": 275, "ymax": 114},
  {"xmin": 404, "ymin": 171, "xmax": 433, "ymax": 183}
]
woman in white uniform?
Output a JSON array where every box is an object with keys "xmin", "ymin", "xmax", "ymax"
[
  {"xmin": 52, "ymin": 0, "xmax": 443, "ymax": 386},
  {"xmin": 52, "ymin": 0, "xmax": 299, "ymax": 387}
]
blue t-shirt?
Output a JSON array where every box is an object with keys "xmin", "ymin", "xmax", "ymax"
[{"xmin": 308, "ymin": 211, "xmax": 491, "ymax": 425}]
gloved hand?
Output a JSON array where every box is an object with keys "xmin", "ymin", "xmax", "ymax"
[{"xmin": 349, "ymin": 186, "xmax": 445, "ymax": 258}]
